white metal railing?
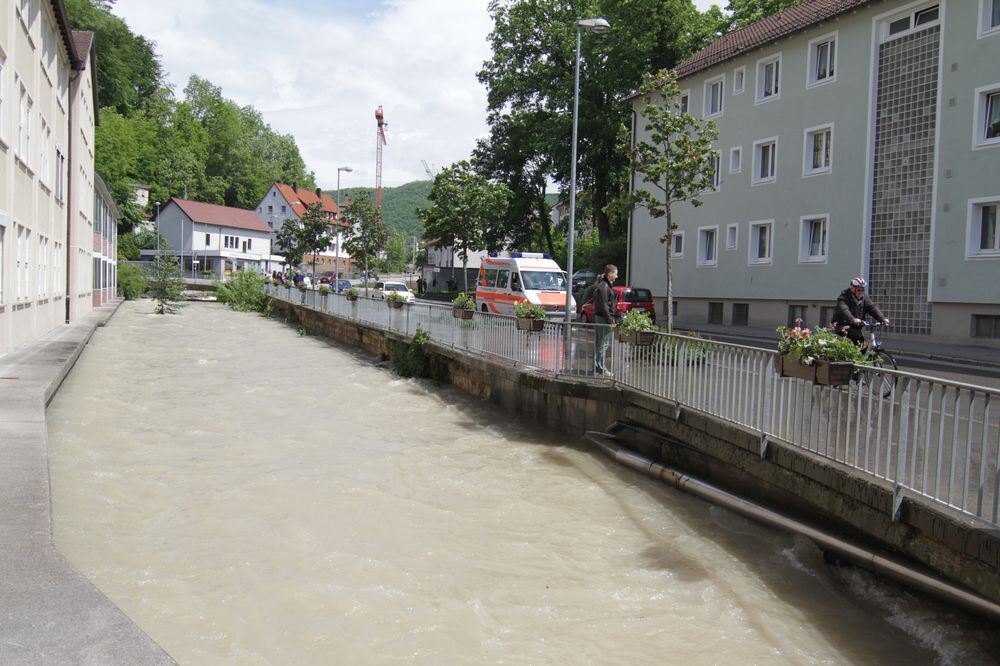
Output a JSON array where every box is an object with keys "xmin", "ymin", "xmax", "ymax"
[{"xmin": 267, "ymin": 285, "xmax": 1000, "ymax": 526}]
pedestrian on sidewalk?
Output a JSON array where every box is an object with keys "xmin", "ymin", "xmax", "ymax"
[{"xmin": 593, "ymin": 264, "xmax": 618, "ymax": 376}]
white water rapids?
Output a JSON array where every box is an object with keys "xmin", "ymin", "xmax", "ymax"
[{"xmin": 46, "ymin": 300, "xmax": 998, "ymax": 664}]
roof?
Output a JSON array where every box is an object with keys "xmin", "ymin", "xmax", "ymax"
[
  {"xmin": 51, "ymin": 1, "xmax": 83, "ymax": 70},
  {"xmin": 72, "ymin": 31, "xmax": 99, "ymax": 124},
  {"xmin": 674, "ymin": 0, "xmax": 873, "ymax": 81},
  {"xmin": 168, "ymin": 198, "xmax": 271, "ymax": 233},
  {"xmin": 274, "ymin": 183, "xmax": 340, "ymax": 218}
]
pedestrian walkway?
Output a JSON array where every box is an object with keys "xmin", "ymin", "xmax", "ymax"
[
  {"xmin": 683, "ymin": 322, "xmax": 1000, "ymax": 372},
  {"xmin": 0, "ymin": 299, "xmax": 173, "ymax": 665}
]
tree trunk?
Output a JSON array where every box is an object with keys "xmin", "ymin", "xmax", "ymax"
[
  {"xmin": 364, "ymin": 256, "xmax": 369, "ymax": 297},
  {"xmin": 665, "ymin": 205, "xmax": 673, "ymax": 334},
  {"xmin": 540, "ymin": 183, "xmax": 555, "ymax": 256},
  {"xmin": 462, "ymin": 254, "xmax": 469, "ymax": 293},
  {"xmin": 593, "ymin": 171, "xmax": 611, "ymax": 242}
]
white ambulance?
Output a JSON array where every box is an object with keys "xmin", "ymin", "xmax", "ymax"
[{"xmin": 475, "ymin": 252, "xmax": 576, "ymax": 318}]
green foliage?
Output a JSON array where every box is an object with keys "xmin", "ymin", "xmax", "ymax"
[
  {"xmin": 148, "ymin": 254, "xmax": 186, "ymax": 314},
  {"xmin": 618, "ymin": 310, "xmax": 655, "ymax": 334},
  {"xmin": 631, "ymin": 69, "xmax": 719, "ymax": 332},
  {"xmin": 343, "ymin": 191, "xmax": 388, "ymax": 290},
  {"xmin": 344, "ymin": 181, "xmax": 431, "ymax": 239},
  {"xmin": 390, "ymin": 327, "xmax": 448, "ymax": 381},
  {"xmin": 216, "ymin": 270, "xmax": 270, "ymax": 313},
  {"xmin": 117, "ymin": 263, "xmax": 147, "ymax": 299},
  {"xmin": 654, "ymin": 330, "xmax": 713, "ymax": 364},
  {"xmin": 386, "ymin": 291, "xmax": 407, "ymax": 304},
  {"xmin": 117, "ymin": 232, "xmax": 140, "ymax": 260},
  {"xmin": 274, "ymin": 218, "xmax": 306, "ymax": 268},
  {"xmin": 318, "ymin": 284, "xmax": 331, "ymax": 295},
  {"xmin": 134, "ymin": 228, "xmax": 165, "ymax": 250},
  {"xmin": 384, "ymin": 231, "xmax": 408, "ymax": 273},
  {"xmin": 723, "ymin": 0, "xmax": 801, "ymax": 31},
  {"xmin": 345, "ymin": 287, "xmax": 360, "ymax": 299},
  {"xmin": 513, "ymin": 300, "xmax": 546, "ymax": 320},
  {"xmin": 776, "ymin": 323, "xmax": 869, "ymax": 366},
  {"xmin": 418, "ymin": 160, "xmax": 511, "ymax": 292},
  {"xmin": 452, "ymin": 292, "xmax": 476, "ymax": 310},
  {"xmin": 299, "ymin": 203, "xmax": 335, "ymax": 275}
]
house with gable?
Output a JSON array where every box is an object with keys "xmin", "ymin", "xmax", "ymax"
[{"xmin": 256, "ymin": 181, "xmax": 351, "ymax": 276}]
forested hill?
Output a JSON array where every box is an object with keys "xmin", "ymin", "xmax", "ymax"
[
  {"xmin": 66, "ymin": 0, "xmax": 316, "ymax": 230},
  {"xmin": 337, "ymin": 181, "xmax": 431, "ymax": 240}
]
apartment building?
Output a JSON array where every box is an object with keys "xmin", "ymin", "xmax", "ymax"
[
  {"xmin": 256, "ymin": 181, "xmax": 349, "ymax": 275},
  {"xmin": 629, "ymin": 0, "xmax": 1000, "ymax": 345},
  {"xmin": 0, "ymin": 1, "xmax": 98, "ymax": 357}
]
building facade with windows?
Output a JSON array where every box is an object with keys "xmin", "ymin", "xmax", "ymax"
[
  {"xmin": 93, "ymin": 172, "xmax": 117, "ymax": 307},
  {"xmin": 153, "ymin": 198, "xmax": 275, "ymax": 276},
  {"xmin": 0, "ymin": 1, "xmax": 91, "ymax": 358},
  {"xmin": 255, "ymin": 181, "xmax": 349, "ymax": 276},
  {"xmin": 629, "ymin": 0, "xmax": 1000, "ymax": 345}
]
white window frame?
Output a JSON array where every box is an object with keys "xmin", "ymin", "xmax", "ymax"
[
  {"xmin": 678, "ymin": 89, "xmax": 690, "ymax": 114},
  {"xmin": 748, "ymin": 220, "xmax": 774, "ymax": 266},
  {"xmin": 882, "ymin": 3, "xmax": 941, "ymax": 42},
  {"xmin": 729, "ymin": 146, "xmax": 742, "ymax": 174},
  {"xmin": 973, "ymin": 82, "xmax": 1000, "ymax": 149},
  {"xmin": 755, "ymin": 53, "xmax": 782, "ymax": 105},
  {"xmin": 16, "ymin": 78, "xmax": 33, "ymax": 169},
  {"xmin": 733, "ymin": 66, "xmax": 745, "ymax": 94},
  {"xmin": 799, "ymin": 214, "xmax": 830, "ymax": 263},
  {"xmin": 0, "ymin": 52, "xmax": 6, "ymax": 147},
  {"xmin": 704, "ymin": 74, "xmax": 725, "ymax": 118},
  {"xmin": 671, "ymin": 231, "xmax": 685, "ymax": 258},
  {"xmin": 697, "ymin": 226, "xmax": 719, "ymax": 267},
  {"xmin": 807, "ymin": 31, "xmax": 838, "ymax": 88},
  {"xmin": 980, "ymin": 0, "xmax": 1000, "ymax": 38},
  {"xmin": 708, "ymin": 150, "xmax": 721, "ymax": 190},
  {"xmin": 966, "ymin": 196, "xmax": 1000, "ymax": 259},
  {"xmin": 726, "ymin": 223, "xmax": 738, "ymax": 251},
  {"xmin": 0, "ymin": 213, "xmax": 6, "ymax": 305},
  {"xmin": 803, "ymin": 123, "xmax": 834, "ymax": 176},
  {"xmin": 752, "ymin": 137, "xmax": 778, "ymax": 186}
]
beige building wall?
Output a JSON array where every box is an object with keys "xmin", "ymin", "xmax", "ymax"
[
  {"xmin": 0, "ymin": 1, "xmax": 83, "ymax": 357},
  {"xmin": 67, "ymin": 31, "xmax": 94, "ymax": 322}
]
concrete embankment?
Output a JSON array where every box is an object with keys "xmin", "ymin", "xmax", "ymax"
[
  {"xmin": 0, "ymin": 300, "xmax": 174, "ymax": 664},
  {"xmin": 278, "ymin": 299, "xmax": 1000, "ymax": 611}
]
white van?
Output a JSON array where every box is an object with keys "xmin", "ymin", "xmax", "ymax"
[{"xmin": 475, "ymin": 253, "xmax": 575, "ymax": 318}]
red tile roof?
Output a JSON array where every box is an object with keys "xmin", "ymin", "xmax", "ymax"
[
  {"xmin": 170, "ymin": 198, "xmax": 271, "ymax": 233},
  {"xmin": 275, "ymin": 182, "xmax": 340, "ymax": 218},
  {"xmin": 675, "ymin": 0, "xmax": 872, "ymax": 81}
]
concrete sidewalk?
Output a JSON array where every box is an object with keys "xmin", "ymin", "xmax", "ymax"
[
  {"xmin": 0, "ymin": 301, "xmax": 173, "ymax": 665},
  {"xmin": 681, "ymin": 322, "xmax": 1000, "ymax": 372}
]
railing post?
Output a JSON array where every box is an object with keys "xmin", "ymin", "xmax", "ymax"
[
  {"xmin": 760, "ymin": 354, "xmax": 773, "ymax": 458},
  {"xmin": 893, "ymin": 377, "xmax": 912, "ymax": 520}
]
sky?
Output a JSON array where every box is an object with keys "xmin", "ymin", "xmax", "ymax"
[{"xmin": 113, "ymin": 0, "xmax": 721, "ymax": 191}]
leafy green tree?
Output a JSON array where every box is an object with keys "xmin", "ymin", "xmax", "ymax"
[
  {"xmin": 217, "ymin": 270, "xmax": 269, "ymax": 313},
  {"xmin": 478, "ymin": 0, "xmax": 717, "ymax": 245},
  {"xmin": 417, "ymin": 161, "xmax": 512, "ymax": 293},
  {"xmin": 274, "ymin": 219, "xmax": 306, "ymax": 269},
  {"xmin": 117, "ymin": 232, "xmax": 140, "ymax": 260},
  {"xmin": 299, "ymin": 203, "xmax": 335, "ymax": 277},
  {"xmin": 384, "ymin": 231, "xmax": 408, "ymax": 273},
  {"xmin": 723, "ymin": 0, "xmax": 800, "ymax": 31},
  {"xmin": 117, "ymin": 262, "xmax": 147, "ymax": 298},
  {"xmin": 631, "ymin": 69, "xmax": 718, "ymax": 332},
  {"xmin": 148, "ymin": 254, "xmax": 186, "ymax": 314},
  {"xmin": 342, "ymin": 192, "xmax": 388, "ymax": 296}
]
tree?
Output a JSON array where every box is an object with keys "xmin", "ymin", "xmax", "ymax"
[
  {"xmin": 342, "ymin": 192, "xmax": 388, "ymax": 296},
  {"xmin": 478, "ymin": 0, "xmax": 718, "ymax": 245},
  {"xmin": 723, "ymin": 0, "xmax": 800, "ymax": 31},
  {"xmin": 299, "ymin": 203, "xmax": 335, "ymax": 277},
  {"xmin": 384, "ymin": 231, "xmax": 408, "ymax": 273},
  {"xmin": 417, "ymin": 161, "xmax": 512, "ymax": 293},
  {"xmin": 148, "ymin": 253, "xmax": 186, "ymax": 314},
  {"xmin": 631, "ymin": 69, "xmax": 718, "ymax": 332},
  {"xmin": 274, "ymin": 219, "xmax": 305, "ymax": 269}
]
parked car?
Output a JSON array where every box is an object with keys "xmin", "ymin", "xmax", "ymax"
[
  {"xmin": 579, "ymin": 286, "xmax": 656, "ymax": 323},
  {"xmin": 571, "ymin": 269, "xmax": 597, "ymax": 292},
  {"xmin": 371, "ymin": 281, "xmax": 416, "ymax": 303},
  {"xmin": 318, "ymin": 271, "xmax": 337, "ymax": 284},
  {"xmin": 333, "ymin": 279, "xmax": 353, "ymax": 292}
]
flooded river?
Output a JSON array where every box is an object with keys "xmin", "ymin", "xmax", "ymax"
[{"xmin": 47, "ymin": 300, "xmax": 998, "ymax": 664}]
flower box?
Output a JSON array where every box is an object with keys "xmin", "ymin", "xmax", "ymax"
[
  {"xmin": 774, "ymin": 354, "xmax": 853, "ymax": 386},
  {"xmin": 616, "ymin": 329, "xmax": 656, "ymax": 346},
  {"xmin": 387, "ymin": 299, "xmax": 405, "ymax": 309},
  {"xmin": 453, "ymin": 308, "xmax": 474, "ymax": 320},
  {"xmin": 346, "ymin": 294, "xmax": 358, "ymax": 302},
  {"xmin": 516, "ymin": 317, "xmax": 545, "ymax": 332}
]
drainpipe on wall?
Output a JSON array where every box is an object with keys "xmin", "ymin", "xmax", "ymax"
[{"xmin": 65, "ymin": 69, "xmax": 80, "ymax": 324}]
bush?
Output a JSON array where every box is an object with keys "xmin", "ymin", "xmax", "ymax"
[
  {"xmin": 216, "ymin": 270, "xmax": 270, "ymax": 313},
  {"xmin": 118, "ymin": 263, "xmax": 147, "ymax": 299},
  {"xmin": 390, "ymin": 327, "xmax": 447, "ymax": 380},
  {"xmin": 618, "ymin": 309, "xmax": 655, "ymax": 335},
  {"xmin": 318, "ymin": 284, "xmax": 331, "ymax": 295}
]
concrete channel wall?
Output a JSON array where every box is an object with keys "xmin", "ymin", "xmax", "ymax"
[
  {"xmin": 0, "ymin": 301, "xmax": 174, "ymax": 665},
  {"xmin": 280, "ymin": 300, "xmax": 1000, "ymax": 608}
]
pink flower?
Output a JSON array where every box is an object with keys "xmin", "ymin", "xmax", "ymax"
[{"xmin": 803, "ymin": 328, "xmax": 811, "ymax": 335}]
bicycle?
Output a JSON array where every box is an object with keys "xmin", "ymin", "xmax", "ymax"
[{"xmin": 853, "ymin": 321, "xmax": 898, "ymax": 398}]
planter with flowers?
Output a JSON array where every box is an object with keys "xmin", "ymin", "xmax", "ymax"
[
  {"xmin": 452, "ymin": 292, "xmax": 476, "ymax": 320},
  {"xmin": 513, "ymin": 300, "xmax": 546, "ymax": 332},
  {"xmin": 615, "ymin": 310, "xmax": 657, "ymax": 346},
  {"xmin": 775, "ymin": 321, "xmax": 868, "ymax": 386},
  {"xmin": 386, "ymin": 291, "xmax": 407, "ymax": 309},
  {"xmin": 345, "ymin": 287, "xmax": 360, "ymax": 302}
]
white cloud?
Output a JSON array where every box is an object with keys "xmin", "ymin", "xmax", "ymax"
[{"xmin": 113, "ymin": 0, "xmax": 494, "ymax": 189}]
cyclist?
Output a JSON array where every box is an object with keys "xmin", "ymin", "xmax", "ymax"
[{"xmin": 832, "ymin": 277, "xmax": 890, "ymax": 346}]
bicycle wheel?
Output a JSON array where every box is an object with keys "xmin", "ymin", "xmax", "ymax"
[{"xmin": 866, "ymin": 351, "xmax": 898, "ymax": 398}]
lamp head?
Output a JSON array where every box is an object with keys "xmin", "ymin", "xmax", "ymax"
[
  {"xmin": 576, "ymin": 17, "xmax": 610, "ymax": 33},
  {"xmin": 339, "ymin": 166, "xmax": 354, "ymax": 173}
]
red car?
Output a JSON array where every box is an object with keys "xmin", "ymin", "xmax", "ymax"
[{"xmin": 579, "ymin": 286, "xmax": 656, "ymax": 323}]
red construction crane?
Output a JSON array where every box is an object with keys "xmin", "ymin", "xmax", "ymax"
[{"xmin": 374, "ymin": 106, "xmax": 388, "ymax": 211}]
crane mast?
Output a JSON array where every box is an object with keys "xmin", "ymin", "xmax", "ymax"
[{"xmin": 374, "ymin": 106, "xmax": 388, "ymax": 211}]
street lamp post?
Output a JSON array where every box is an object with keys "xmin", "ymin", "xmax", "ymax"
[
  {"xmin": 564, "ymin": 18, "xmax": 610, "ymax": 365},
  {"xmin": 336, "ymin": 166, "xmax": 353, "ymax": 288},
  {"xmin": 154, "ymin": 201, "xmax": 161, "ymax": 256}
]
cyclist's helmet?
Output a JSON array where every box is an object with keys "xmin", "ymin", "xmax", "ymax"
[{"xmin": 850, "ymin": 277, "xmax": 867, "ymax": 289}]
